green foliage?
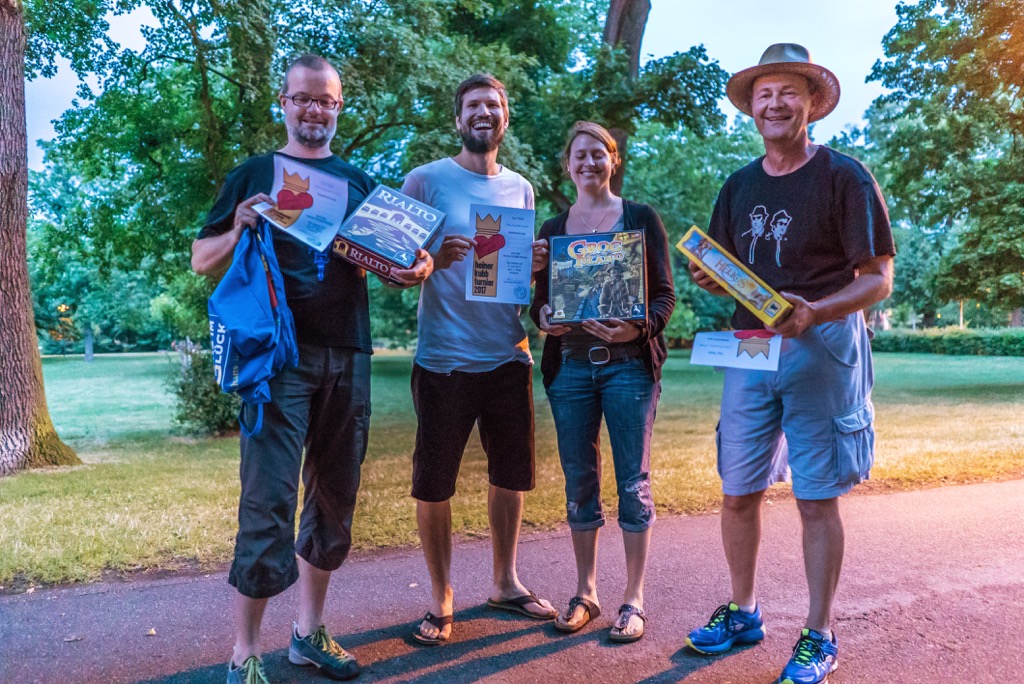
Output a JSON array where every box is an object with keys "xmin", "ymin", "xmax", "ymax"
[
  {"xmin": 872, "ymin": 327, "xmax": 1024, "ymax": 356},
  {"xmin": 167, "ymin": 340, "xmax": 239, "ymax": 435},
  {"xmin": 869, "ymin": 0, "xmax": 1024, "ymax": 307}
]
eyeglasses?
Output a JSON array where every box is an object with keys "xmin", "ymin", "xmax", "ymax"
[{"xmin": 281, "ymin": 94, "xmax": 342, "ymax": 111}]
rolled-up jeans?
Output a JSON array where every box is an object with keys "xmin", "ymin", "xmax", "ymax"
[{"xmin": 545, "ymin": 356, "xmax": 660, "ymax": 532}]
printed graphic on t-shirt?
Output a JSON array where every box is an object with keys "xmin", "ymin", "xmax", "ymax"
[{"xmin": 743, "ymin": 205, "xmax": 793, "ymax": 267}]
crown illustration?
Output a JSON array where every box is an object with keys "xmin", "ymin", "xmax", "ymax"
[
  {"xmin": 475, "ymin": 213, "xmax": 502, "ymax": 233},
  {"xmin": 283, "ymin": 169, "xmax": 310, "ymax": 192}
]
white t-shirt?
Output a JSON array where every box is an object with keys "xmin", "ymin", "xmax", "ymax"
[{"xmin": 402, "ymin": 157, "xmax": 534, "ymax": 373}]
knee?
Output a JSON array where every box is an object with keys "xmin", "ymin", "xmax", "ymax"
[
  {"xmin": 796, "ymin": 497, "xmax": 841, "ymax": 525},
  {"xmin": 722, "ymin": 491, "xmax": 764, "ymax": 515}
]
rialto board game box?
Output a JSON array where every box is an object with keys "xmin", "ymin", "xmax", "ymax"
[
  {"xmin": 548, "ymin": 231, "xmax": 646, "ymax": 324},
  {"xmin": 676, "ymin": 225, "xmax": 792, "ymax": 326},
  {"xmin": 332, "ymin": 185, "xmax": 444, "ymax": 283}
]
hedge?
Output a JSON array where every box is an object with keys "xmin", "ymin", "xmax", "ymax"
[{"xmin": 870, "ymin": 328, "xmax": 1024, "ymax": 356}]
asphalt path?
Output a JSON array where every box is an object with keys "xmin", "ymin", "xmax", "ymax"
[{"xmin": 2, "ymin": 479, "xmax": 1023, "ymax": 683}]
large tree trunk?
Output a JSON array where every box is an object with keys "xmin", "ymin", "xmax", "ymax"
[
  {"xmin": 603, "ymin": 0, "xmax": 651, "ymax": 195},
  {"xmin": 0, "ymin": 0, "xmax": 79, "ymax": 475}
]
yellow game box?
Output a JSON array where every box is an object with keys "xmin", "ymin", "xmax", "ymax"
[{"xmin": 676, "ymin": 226, "xmax": 792, "ymax": 327}]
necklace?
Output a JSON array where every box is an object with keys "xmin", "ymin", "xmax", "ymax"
[{"xmin": 575, "ymin": 202, "xmax": 614, "ymax": 233}]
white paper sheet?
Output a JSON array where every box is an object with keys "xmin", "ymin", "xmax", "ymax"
[{"xmin": 690, "ymin": 331, "xmax": 781, "ymax": 371}]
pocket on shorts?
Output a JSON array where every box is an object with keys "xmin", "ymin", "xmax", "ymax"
[
  {"xmin": 814, "ymin": 318, "xmax": 861, "ymax": 368},
  {"xmin": 832, "ymin": 404, "xmax": 874, "ymax": 484}
]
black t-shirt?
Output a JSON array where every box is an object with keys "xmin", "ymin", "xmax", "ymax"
[
  {"xmin": 708, "ymin": 146, "xmax": 896, "ymax": 330},
  {"xmin": 198, "ymin": 152, "xmax": 376, "ymax": 350}
]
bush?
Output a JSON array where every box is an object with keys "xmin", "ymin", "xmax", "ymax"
[
  {"xmin": 871, "ymin": 328, "xmax": 1024, "ymax": 356},
  {"xmin": 167, "ymin": 339, "xmax": 240, "ymax": 435}
]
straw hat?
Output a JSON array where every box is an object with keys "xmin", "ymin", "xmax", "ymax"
[{"xmin": 726, "ymin": 43, "xmax": 841, "ymax": 123}]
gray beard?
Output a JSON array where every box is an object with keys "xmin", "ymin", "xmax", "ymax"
[{"xmin": 292, "ymin": 121, "xmax": 335, "ymax": 149}]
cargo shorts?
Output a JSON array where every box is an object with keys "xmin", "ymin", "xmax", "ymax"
[{"xmin": 716, "ymin": 312, "xmax": 876, "ymax": 500}]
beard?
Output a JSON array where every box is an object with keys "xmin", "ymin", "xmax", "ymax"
[
  {"xmin": 458, "ymin": 117, "xmax": 505, "ymax": 154},
  {"xmin": 290, "ymin": 118, "xmax": 336, "ymax": 150}
]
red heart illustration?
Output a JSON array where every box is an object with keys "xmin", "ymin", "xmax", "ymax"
[
  {"xmin": 474, "ymin": 234, "xmax": 505, "ymax": 258},
  {"xmin": 734, "ymin": 330, "xmax": 775, "ymax": 340},
  {"xmin": 277, "ymin": 188, "xmax": 314, "ymax": 211}
]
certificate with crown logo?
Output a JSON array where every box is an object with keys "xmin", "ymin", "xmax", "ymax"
[
  {"xmin": 253, "ymin": 155, "xmax": 349, "ymax": 251},
  {"xmin": 465, "ymin": 204, "xmax": 535, "ymax": 305}
]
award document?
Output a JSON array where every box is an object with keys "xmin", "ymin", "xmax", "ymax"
[
  {"xmin": 465, "ymin": 204, "xmax": 535, "ymax": 305},
  {"xmin": 690, "ymin": 330, "xmax": 781, "ymax": 371},
  {"xmin": 253, "ymin": 155, "xmax": 349, "ymax": 252},
  {"xmin": 676, "ymin": 225, "xmax": 792, "ymax": 327},
  {"xmin": 548, "ymin": 230, "xmax": 646, "ymax": 324}
]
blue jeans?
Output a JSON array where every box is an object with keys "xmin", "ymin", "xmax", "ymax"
[{"xmin": 545, "ymin": 356, "xmax": 660, "ymax": 532}]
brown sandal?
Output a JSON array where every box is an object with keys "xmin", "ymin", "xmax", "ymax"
[
  {"xmin": 411, "ymin": 612, "xmax": 453, "ymax": 646},
  {"xmin": 554, "ymin": 596, "xmax": 601, "ymax": 633},
  {"xmin": 608, "ymin": 603, "xmax": 646, "ymax": 643}
]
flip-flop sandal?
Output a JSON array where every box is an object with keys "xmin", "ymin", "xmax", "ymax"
[
  {"xmin": 411, "ymin": 612, "xmax": 453, "ymax": 646},
  {"xmin": 608, "ymin": 603, "xmax": 646, "ymax": 643},
  {"xmin": 554, "ymin": 596, "xmax": 601, "ymax": 633},
  {"xmin": 485, "ymin": 590, "xmax": 558, "ymax": 620}
]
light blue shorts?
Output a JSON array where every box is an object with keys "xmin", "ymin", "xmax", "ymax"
[{"xmin": 717, "ymin": 312, "xmax": 876, "ymax": 500}]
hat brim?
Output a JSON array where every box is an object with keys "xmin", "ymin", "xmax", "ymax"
[{"xmin": 726, "ymin": 62, "xmax": 841, "ymax": 123}]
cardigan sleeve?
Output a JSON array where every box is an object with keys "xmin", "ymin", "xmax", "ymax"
[
  {"xmin": 529, "ymin": 215, "xmax": 562, "ymax": 328},
  {"xmin": 636, "ymin": 203, "xmax": 676, "ymax": 343}
]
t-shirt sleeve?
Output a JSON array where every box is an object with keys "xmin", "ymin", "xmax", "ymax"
[
  {"xmin": 197, "ymin": 164, "xmax": 252, "ymax": 240},
  {"xmin": 706, "ymin": 181, "xmax": 737, "ymax": 257},
  {"xmin": 523, "ymin": 181, "xmax": 535, "ymax": 212},
  {"xmin": 400, "ymin": 168, "xmax": 426, "ymax": 203},
  {"xmin": 838, "ymin": 165, "xmax": 896, "ymax": 267}
]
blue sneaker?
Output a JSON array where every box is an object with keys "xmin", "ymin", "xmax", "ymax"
[
  {"xmin": 288, "ymin": 623, "xmax": 361, "ymax": 681},
  {"xmin": 686, "ymin": 602, "xmax": 766, "ymax": 654},
  {"xmin": 777, "ymin": 628, "xmax": 839, "ymax": 684},
  {"xmin": 226, "ymin": 656, "xmax": 270, "ymax": 684}
]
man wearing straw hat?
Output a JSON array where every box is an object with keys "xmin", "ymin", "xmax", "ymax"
[{"xmin": 684, "ymin": 44, "xmax": 895, "ymax": 684}]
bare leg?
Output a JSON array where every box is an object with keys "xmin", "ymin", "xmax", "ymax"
[
  {"xmin": 232, "ymin": 593, "xmax": 268, "ymax": 666},
  {"xmin": 416, "ymin": 498, "xmax": 454, "ymax": 640},
  {"xmin": 558, "ymin": 528, "xmax": 599, "ymax": 626},
  {"xmin": 722, "ymin": 490, "xmax": 766, "ymax": 608},
  {"xmin": 610, "ymin": 527, "xmax": 652, "ymax": 637},
  {"xmin": 488, "ymin": 484, "xmax": 554, "ymax": 615},
  {"xmin": 797, "ymin": 497, "xmax": 844, "ymax": 633},
  {"xmin": 296, "ymin": 556, "xmax": 331, "ymax": 636}
]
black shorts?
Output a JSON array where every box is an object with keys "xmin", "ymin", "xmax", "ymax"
[{"xmin": 411, "ymin": 360, "xmax": 535, "ymax": 502}]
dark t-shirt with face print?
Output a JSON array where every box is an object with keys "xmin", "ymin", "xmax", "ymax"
[{"xmin": 707, "ymin": 146, "xmax": 896, "ymax": 330}]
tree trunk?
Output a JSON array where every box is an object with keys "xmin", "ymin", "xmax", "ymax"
[
  {"xmin": 1011, "ymin": 307, "xmax": 1022, "ymax": 328},
  {"xmin": 84, "ymin": 327, "xmax": 94, "ymax": 362},
  {"xmin": 0, "ymin": 0, "xmax": 79, "ymax": 475},
  {"xmin": 603, "ymin": 0, "xmax": 651, "ymax": 195}
]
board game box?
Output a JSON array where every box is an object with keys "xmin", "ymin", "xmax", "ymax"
[
  {"xmin": 548, "ymin": 230, "xmax": 646, "ymax": 324},
  {"xmin": 332, "ymin": 185, "xmax": 444, "ymax": 283},
  {"xmin": 676, "ymin": 225, "xmax": 792, "ymax": 326}
]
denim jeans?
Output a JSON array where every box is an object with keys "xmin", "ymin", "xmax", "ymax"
[{"xmin": 545, "ymin": 356, "xmax": 660, "ymax": 532}]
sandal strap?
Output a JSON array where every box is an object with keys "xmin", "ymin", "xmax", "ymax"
[
  {"xmin": 422, "ymin": 611, "xmax": 454, "ymax": 629},
  {"xmin": 567, "ymin": 595, "xmax": 601, "ymax": 619},
  {"xmin": 615, "ymin": 603, "xmax": 646, "ymax": 627},
  {"xmin": 504, "ymin": 591, "xmax": 542, "ymax": 608}
]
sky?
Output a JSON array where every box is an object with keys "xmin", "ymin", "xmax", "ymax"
[{"xmin": 23, "ymin": 0, "xmax": 900, "ymax": 170}]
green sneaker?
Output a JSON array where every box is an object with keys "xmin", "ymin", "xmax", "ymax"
[
  {"xmin": 226, "ymin": 656, "xmax": 270, "ymax": 684},
  {"xmin": 289, "ymin": 623, "xmax": 361, "ymax": 680}
]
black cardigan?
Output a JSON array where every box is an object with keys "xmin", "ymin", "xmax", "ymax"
[{"xmin": 530, "ymin": 200, "xmax": 676, "ymax": 388}]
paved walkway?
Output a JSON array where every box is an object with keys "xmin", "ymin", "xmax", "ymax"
[{"xmin": 2, "ymin": 480, "xmax": 1023, "ymax": 683}]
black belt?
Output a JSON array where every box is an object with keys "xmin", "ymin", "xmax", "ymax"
[{"xmin": 562, "ymin": 343, "xmax": 643, "ymax": 365}]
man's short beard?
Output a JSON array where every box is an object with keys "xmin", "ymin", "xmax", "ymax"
[
  {"xmin": 291, "ymin": 121, "xmax": 336, "ymax": 150},
  {"xmin": 459, "ymin": 125, "xmax": 505, "ymax": 154}
]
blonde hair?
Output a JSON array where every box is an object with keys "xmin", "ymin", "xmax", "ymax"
[{"xmin": 560, "ymin": 121, "xmax": 620, "ymax": 176}]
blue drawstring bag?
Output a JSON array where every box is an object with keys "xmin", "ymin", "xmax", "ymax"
[{"xmin": 208, "ymin": 220, "xmax": 299, "ymax": 437}]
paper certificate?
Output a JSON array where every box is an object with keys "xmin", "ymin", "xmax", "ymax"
[
  {"xmin": 254, "ymin": 155, "xmax": 349, "ymax": 251},
  {"xmin": 690, "ymin": 330, "xmax": 782, "ymax": 371},
  {"xmin": 465, "ymin": 204, "xmax": 535, "ymax": 305}
]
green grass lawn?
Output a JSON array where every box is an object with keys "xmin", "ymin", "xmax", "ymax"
[{"xmin": 1, "ymin": 351, "xmax": 1021, "ymax": 587}]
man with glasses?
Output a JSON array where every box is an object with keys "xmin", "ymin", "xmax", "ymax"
[{"xmin": 192, "ymin": 54, "xmax": 431, "ymax": 684}]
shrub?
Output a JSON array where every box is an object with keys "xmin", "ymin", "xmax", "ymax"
[
  {"xmin": 167, "ymin": 339, "xmax": 240, "ymax": 435},
  {"xmin": 871, "ymin": 328, "xmax": 1024, "ymax": 356}
]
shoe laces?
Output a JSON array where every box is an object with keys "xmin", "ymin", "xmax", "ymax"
[
  {"xmin": 239, "ymin": 657, "xmax": 269, "ymax": 684},
  {"xmin": 703, "ymin": 604, "xmax": 731, "ymax": 630},
  {"xmin": 792, "ymin": 633, "xmax": 826, "ymax": 666},
  {"xmin": 308, "ymin": 625, "xmax": 352, "ymax": 661}
]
